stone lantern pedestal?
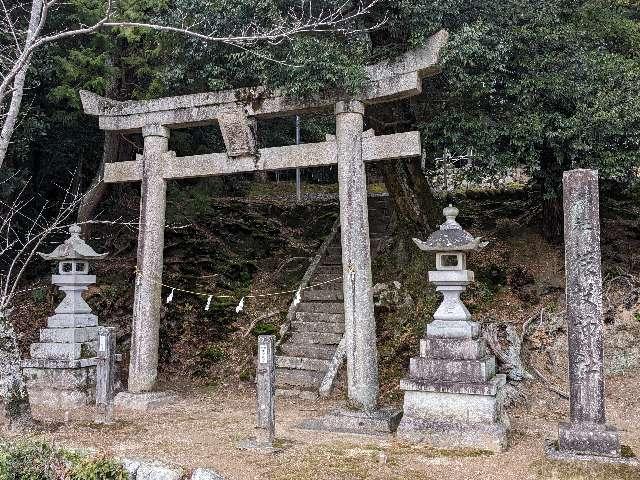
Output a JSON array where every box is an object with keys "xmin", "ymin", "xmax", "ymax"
[
  {"xmin": 397, "ymin": 206, "xmax": 509, "ymax": 452},
  {"xmin": 22, "ymin": 225, "xmax": 106, "ymax": 408}
]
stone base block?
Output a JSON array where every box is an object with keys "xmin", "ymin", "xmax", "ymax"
[
  {"xmin": 30, "ymin": 341, "xmax": 97, "ymax": 361},
  {"xmin": 426, "ymin": 320, "xmax": 480, "ymax": 338},
  {"xmin": 397, "ymin": 373, "xmax": 509, "ymax": 452},
  {"xmin": 408, "ymin": 356, "xmax": 495, "ymax": 383},
  {"xmin": 114, "ymin": 391, "xmax": 179, "ymax": 411},
  {"xmin": 546, "ymin": 439, "xmax": 639, "ymax": 466},
  {"xmin": 47, "ymin": 313, "xmax": 98, "ymax": 328},
  {"xmin": 423, "ymin": 337, "xmax": 487, "ymax": 360},
  {"xmin": 397, "ymin": 415, "xmax": 508, "ymax": 452},
  {"xmin": 558, "ymin": 422, "xmax": 621, "ymax": 457},
  {"xmin": 300, "ymin": 407, "xmax": 402, "ymax": 436},
  {"xmin": 23, "ymin": 363, "xmax": 96, "ymax": 408}
]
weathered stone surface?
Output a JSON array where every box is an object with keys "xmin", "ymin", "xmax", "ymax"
[
  {"xmin": 398, "ymin": 205, "xmax": 508, "ymax": 451},
  {"xmin": 336, "ymin": 100, "xmax": 378, "ymax": 411},
  {"xmin": 553, "ymin": 169, "xmax": 623, "ymax": 460},
  {"xmin": 426, "ymin": 320, "xmax": 480, "ymax": 338},
  {"xmin": 400, "ymin": 374, "xmax": 506, "ymax": 396},
  {"xmin": 95, "ymin": 326, "xmax": 116, "ymax": 423},
  {"xmin": 30, "ymin": 341, "xmax": 96, "ymax": 361},
  {"xmin": 190, "ymin": 468, "xmax": 225, "ymax": 480},
  {"xmin": 103, "ymin": 132, "xmax": 421, "ymax": 183},
  {"xmin": 408, "ymin": 356, "xmax": 496, "ymax": 383},
  {"xmin": 401, "ymin": 384, "xmax": 505, "ymax": 423},
  {"xmin": 397, "ymin": 415, "xmax": 508, "ymax": 453},
  {"xmin": 300, "ymin": 407, "xmax": 402, "ymax": 436},
  {"xmin": 114, "ymin": 391, "xmax": 179, "ymax": 411},
  {"xmin": 40, "ymin": 326, "xmax": 97, "ymax": 343},
  {"xmin": 47, "ymin": 313, "xmax": 98, "ymax": 329},
  {"xmin": 136, "ymin": 463, "xmax": 183, "ymax": 480},
  {"xmin": 80, "ymin": 31, "xmax": 447, "ymax": 131},
  {"xmin": 217, "ymin": 109, "xmax": 257, "ymax": 158},
  {"xmin": 120, "ymin": 458, "xmax": 141, "ymax": 477},
  {"xmin": 422, "ymin": 337, "xmax": 487, "ymax": 360},
  {"xmin": 27, "ymin": 387, "xmax": 94, "ymax": 408},
  {"xmin": 129, "ymin": 125, "xmax": 169, "ymax": 393},
  {"xmin": 558, "ymin": 423, "xmax": 620, "ymax": 457},
  {"xmin": 256, "ymin": 335, "xmax": 275, "ymax": 445}
]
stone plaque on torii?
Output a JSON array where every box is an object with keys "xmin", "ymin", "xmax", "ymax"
[{"xmin": 80, "ymin": 30, "xmax": 448, "ymax": 424}]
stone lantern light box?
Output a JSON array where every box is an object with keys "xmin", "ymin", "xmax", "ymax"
[{"xmin": 21, "ymin": 224, "xmax": 107, "ymax": 408}]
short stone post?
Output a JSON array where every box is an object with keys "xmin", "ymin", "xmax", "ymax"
[
  {"xmin": 95, "ymin": 326, "xmax": 116, "ymax": 423},
  {"xmin": 129, "ymin": 124, "xmax": 170, "ymax": 393},
  {"xmin": 553, "ymin": 169, "xmax": 622, "ymax": 459},
  {"xmin": 256, "ymin": 334, "xmax": 275, "ymax": 445},
  {"xmin": 239, "ymin": 335, "xmax": 277, "ymax": 452},
  {"xmin": 335, "ymin": 100, "xmax": 378, "ymax": 411}
]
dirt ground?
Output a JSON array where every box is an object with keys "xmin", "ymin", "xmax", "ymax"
[{"xmin": 11, "ymin": 373, "xmax": 640, "ymax": 480}]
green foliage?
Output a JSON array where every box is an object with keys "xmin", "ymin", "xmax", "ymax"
[
  {"xmin": 0, "ymin": 441, "xmax": 128, "ymax": 480},
  {"xmin": 199, "ymin": 345, "xmax": 226, "ymax": 363},
  {"xmin": 251, "ymin": 321, "xmax": 279, "ymax": 337},
  {"xmin": 412, "ymin": 0, "xmax": 640, "ymax": 187}
]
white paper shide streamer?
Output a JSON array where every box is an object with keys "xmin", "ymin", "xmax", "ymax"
[
  {"xmin": 235, "ymin": 296, "xmax": 245, "ymax": 313},
  {"xmin": 292, "ymin": 286, "xmax": 302, "ymax": 307},
  {"xmin": 205, "ymin": 295, "xmax": 212, "ymax": 311},
  {"xmin": 166, "ymin": 288, "xmax": 175, "ymax": 304}
]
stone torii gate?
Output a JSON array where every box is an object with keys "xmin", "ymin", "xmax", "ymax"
[{"xmin": 80, "ymin": 30, "xmax": 447, "ymax": 414}]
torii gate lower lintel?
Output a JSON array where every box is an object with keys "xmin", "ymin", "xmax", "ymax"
[{"xmin": 81, "ymin": 30, "xmax": 448, "ymax": 412}]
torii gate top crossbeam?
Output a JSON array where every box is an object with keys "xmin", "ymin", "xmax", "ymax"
[{"xmin": 80, "ymin": 30, "xmax": 448, "ymax": 132}]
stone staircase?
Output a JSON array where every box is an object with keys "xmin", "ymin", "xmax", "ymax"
[{"xmin": 276, "ymin": 194, "xmax": 391, "ymax": 399}]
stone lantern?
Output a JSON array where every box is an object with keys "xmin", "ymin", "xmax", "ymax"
[
  {"xmin": 396, "ymin": 205, "xmax": 510, "ymax": 452},
  {"xmin": 22, "ymin": 224, "xmax": 107, "ymax": 408}
]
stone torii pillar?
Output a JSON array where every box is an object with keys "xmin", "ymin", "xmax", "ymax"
[
  {"xmin": 129, "ymin": 125, "xmax": 170, "ymax": 392},
  {"xmin": 335, "ymin": 100, "xmax": 378, "ymax": 410}
]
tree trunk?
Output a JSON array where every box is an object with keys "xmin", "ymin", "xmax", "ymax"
[
  {"xmin": 0, "ymin": 312, "xmax": 32, "ymax": 430},
  {"xmin": 0, "ymin": 0, "xmax": 42, "ymax": 169},
  {"xmin": 381, "ymin": 157, "xmax": 440, "ymax": 235},
  {"xmin": 77, "ymin": 131, "xmax": 133, "ymax": 236},
  {"xmin": 537, "ymin": 143, "xmax": 566, "ymax": 243}
]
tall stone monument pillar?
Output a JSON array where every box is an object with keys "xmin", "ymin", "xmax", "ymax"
[
  {"xmin": 335, "ymin": 100, "xmax": 378, "ymax": 410},
  {"xmin": 129, "ymin": 124, "xmax": 170, "ymax": 393},
  {"xmin": 553, "ymin": 169, "xmax": 621, "ymax": 459}
]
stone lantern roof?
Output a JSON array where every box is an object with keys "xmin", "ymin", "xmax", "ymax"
[
  {"xmin": 38, "ymin": 224, "xmax": 107, "ymax": 261},
  {"xmin": 413, "ymin": 205, "xmax": 487, "ymax": 252}
]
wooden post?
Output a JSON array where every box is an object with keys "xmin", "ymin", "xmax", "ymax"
[
  {"xmin": 95, "ymin": 326, "xmax": 116, "ymax": 424},
  {"xmin": 256, "ymin": 334, "xmax": 275, "ymax": 445}
]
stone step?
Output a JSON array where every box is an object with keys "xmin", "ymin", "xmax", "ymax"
[
  {"xmin": 295, "ymin": 312, "xmax": 345, "ymax": 323},
  {"xmin": 280, "ymin": 343, "xmax": 336, "ymax": 360},
  {"xmin": 310, "ymin": 280, "xmax": 342, "ymax": 290},
  {"xmin": 312, "ymin": 273, "xmax": 343, "ymax": 284},
  {"xmin": 297, "ymin": 302, "xmax": 344, "ymax": 314},
  {"xmin": 321, "ymin": 256, "xmax": 343, "ymax": 266},
  {"xmin": 315, "ymin": 265, "xmax": 343, "ymax": 275},
  {"xmin": 302, "ymin": 290, "xmax": 344, "ymax": 302},
  {"xmin": 276, "ymin": 368, "xmax": 322, "ymax": 388},
  {"xmin": 288, "ymin": 331, "xmax": 342, "ymax": 345},
  {"xmin": 276, "ymin": 355, "xmax": 330, "ymax": 371},
  {"xmin": 30, "ymin": 341, "xmax": 97, "ymax": 361},
  {"xmin": 276, "ymin": 387, "xmax": 319, "ymax": 401},
  {"xmin": 40, "ymin": 326, "xmax": 98, "ymax": 344},
  {"xmin": 291, "ymin": 321, "xmax": 345, "ymax": 334}
]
